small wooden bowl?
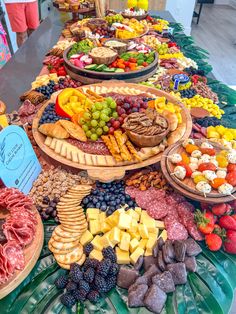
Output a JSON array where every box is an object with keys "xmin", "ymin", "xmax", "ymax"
[
  {"xmin": 122, "ymin": 12, "xmax": 148, "ymax": 21},
  {"xmin": 103, "ymin": 39, "xmax": 127, "ymax": 54},
  {"xmin": 89, "ymin": 47, "xmax": 118, "ymax": 65},
  {"xmin": 86, "ymin": 18, "xmax": 107, "ymax": 31}
]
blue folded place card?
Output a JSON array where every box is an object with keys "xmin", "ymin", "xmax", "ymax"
[{"xmin": 0, "ymin": 125, "xmax": 41, "ymax": 194}]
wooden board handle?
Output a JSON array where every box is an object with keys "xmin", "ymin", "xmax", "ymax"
[{"xmin": 87, "ymin": 168, "xmax": 126, "ymax": 182}]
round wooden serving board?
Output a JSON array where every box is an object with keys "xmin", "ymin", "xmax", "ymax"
[
  {"xmin": 121, "ymin": 12, "xmax": 148, "ymax": 21},
  {"xmin": 161, "ymin": 140, "xmax": 236, "ymax": 204},
  {"xmin": 32, "ymin": 82, "xmax": 192, "ymax": 182},
  {"xmin": 0, "ymin": 209, "xmax": 44, "ymax": 299}
]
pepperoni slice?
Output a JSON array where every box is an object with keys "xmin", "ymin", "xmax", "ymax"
[{"xmin": 3, "ymin": 241, "xmax": 25, "ymax": 270}]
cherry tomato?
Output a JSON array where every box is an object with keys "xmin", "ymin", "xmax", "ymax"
[
  {"xmin": 198, "ymin": 162, "xmax": 217, "ymax": 172},
  {"xmin": 226, "ymin": 171, "xmax": 236, "ymax": 186},
  {"xmin": 210, "ymin": 178, "xmax": 227, "ymax": 189},
  {"xmin": 200, "ymin": 148, "xmax": 216, "ymax": 156},
  {"xmin": 227, "ymin": 164, "xmax": 236, "ymax": 172}
]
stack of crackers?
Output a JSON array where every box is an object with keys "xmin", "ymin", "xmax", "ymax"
[{"xmin": 49, "ymin": 184, "xmax": 92, "ymax": 269}]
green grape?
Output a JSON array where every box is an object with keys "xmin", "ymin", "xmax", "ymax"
[
  {"xmin": 91, "ymin": 119, "xmax": 98, "ymax": 127},
  {"xmin": 112, "ymin": 111, "xmax": 118, "ymax": 118},
  {"xmin": 91, "ymin": 106, "xmax": 97, "ymax": 112},
  {"xmin": 106, "ymin": 97, "xmax": 113, "ymax": 105},
  {"xmin": 96, "ymin": 127, "xmax": 103, "ymax": 136},
  {"xmin": 101, "ymin": 109, "xmax": 109, "ymax": 116},
  {"xmin": 100, "ymin": 113, "xmax": 108, "ymax": 121},
  {"xmin": 80, "ymin": 118, "xmax": 86, "ymax": 125},
  {"xmin": 90, "ymin": 128, "xmax": 96, "ymax": 133},
  {"xmin": 92, "ymin": 111, "xmax": 100, "ymax": 119},
  {"xmin": 103, "ymin": 125, "xmax": 109, "ymax": 133},
  {"xmin": 110, "ymin": 101, "xmax": 117, "ymax": 109},
  {"xmin": 99, "ymin": 120, "xmax": 106, "ymax": 127},
  {"xmin": 86, "ymin": 130, "xmax": 92, "ymax": 138},
  {"xmin": 106, "ymin": 108, "xmax": 112, "ymax": 115},
  {"xmin": 82, "ymin": 124, "xmax": 89, "ymax": 132},
  {"xmin": 95, "ymin": 102, "xmax": 103, "ymax": 110},
  {"xmin": 83, "ymin": 112, "xmax": 91, "ymax": 120},
  {"xmin": 91, "ymin": 133, "xmax": 98, "ymax": 141}
]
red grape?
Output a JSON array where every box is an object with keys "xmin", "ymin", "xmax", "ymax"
[
  {"xmin": 112, "ymin": 120, "xmax": 120, "ymax": 129},
  {"xmin": 118, "ymin": 117, "xmax": 124, "ymax": 124},
  {"xmin": 109, "ymin": 127, "xmax": 115, "ymax": 135}
]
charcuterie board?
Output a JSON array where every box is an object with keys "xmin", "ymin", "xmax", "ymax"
[
  {"xmin": 161, "ymin": 140, "xmax": 236, "ymax": 203},
  {"xmin": 0, "ymin": 209, "xmax": 44, "ymax": 299},
  {"xmin": 32, "ymin": 82, "xmax": 192, "ymax": 182}
]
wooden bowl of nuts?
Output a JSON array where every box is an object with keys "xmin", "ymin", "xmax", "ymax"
[{"xmin": 123, "ymin": 109, "xmax": 170, "ymax": 147}]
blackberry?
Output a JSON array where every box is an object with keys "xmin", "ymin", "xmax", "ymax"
[
  {"xmin": 108, "ymin": 263, "xmax": 119, "ymax": 276},
  {"xmin": 87, "ymin": 290, "xmax": 100, "ymax": 303},
  {"xmin": 60, "ymin": 292, "xmax": 76, "ymax": 308},
  {"xmin": 72, "ymin": 289, "xmax": 87, "ymax": 302},
  {"xmin": 94, "ymin": 274, "xmax": 107, "ymax": 292},
  {"xmin": 84, "ymin": 243, "xmax": 93, "ymax": 256},
  {"xmin": 102, "ymin": 247, "xmax": 117, "ymax": 263},
  {"xmin": 69, "ymin": 264, "xmax": 83, "ymax": 283},
  {"xmin": 84, "ymin": 267, "xmax": 95, "ymax": 283},
  {"xmin": 105, "ymin": 275, "xmax": 117, "ymax": 292},
  {"xmin": 54, "ymin": 275, "xmax": 68, "ymax": 289},
  {"xmin": 79, "ymin": 279, "xmax": 90, "ymax": 293},
  {"xmin": 66, "ymin": 280, "xmax": 77, "ymax": 292},
  {"xmin": 97, "ymin": 259, "xmax": 111, "ymax": 277},
  {"xmin": 88, "ymin": 258, "xmax": 100, "ymax": 269}
]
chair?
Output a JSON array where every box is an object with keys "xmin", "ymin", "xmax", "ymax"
[{"xmin": 193, "ymin": 0, "xmax": 214, "ymax": 24}]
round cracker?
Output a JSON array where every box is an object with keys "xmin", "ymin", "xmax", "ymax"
[
  {"xmin": 54, "ymin": 225, "xmax": 82, "ymax": 238},
  {"xmin": 57, "ymin": 261, "xmax": 71, "ymax": 270},
  {"xmin": 58, "ymin": 200, "xmax": 81, "ymax": 205},
  {"xmin": 60, "ymin": 219, "xmax": 87, "ymax": 226},
  {"xmin": 57, "ymin": 212, "xmax": 85, "ymax": 219},
  {"xmin": 52, "ymin": 233, "xmax": 80, "ymax": 243},
  {"xmin": 61, "ymin": 225, "xmax": 87, "ymax": 233},
  {"xmin": 57, "ymin": 206, "xmax": 83, "ymax": 212},
  {"xmin": 77, "ymin": 253, "xmax": 86, "ymax": 266},
  {"xmin": 48, "ymin": 241, "xmax": 75, "ymax": 254},
  {"xmin": 51, "ymin": 238, "xmax": 80, "ymax": 250},
  {"xmin": 69, "ymin": 185, "xmax": 92, "ymax": 191},
  {"xmin": 54, "ymin": 244, "xmax": 83, "ymax": 264}
]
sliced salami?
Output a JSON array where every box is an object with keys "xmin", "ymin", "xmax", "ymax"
[
  {"xmin": 146, "ymin": 199, "xmax": 169, "ymax": 219},
  {"xmin": 167, "ymin": 222, "xmax": 188, "ymax": 241},
  {"xmin": 3, "ymin": 241, "xmax": 25, "ymax": 270}
]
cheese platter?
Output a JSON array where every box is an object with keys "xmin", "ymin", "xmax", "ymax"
[{"xmin": 32, "ymin": 82, "xmax": 192, "ymax": 182}]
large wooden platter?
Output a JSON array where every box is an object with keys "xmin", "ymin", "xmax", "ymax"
[
  {"xmin": 161, "ymin": 140, "xmax": 236, "ymax": 203},
  {"xmin": 32, "ymin": 82, "xmax": 192, "ymax": 182},
  {"xmin": 63, "ymin": 47, "xmax": 157, "ymax": 84},
  {"xmin": 0, "ymin": 209, "xmax": 44, "ymax": 299}
]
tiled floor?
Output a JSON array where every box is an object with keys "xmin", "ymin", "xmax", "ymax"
[{"xmin": 191, "ymin": 4, "xmax": 236, "ymax": 87}]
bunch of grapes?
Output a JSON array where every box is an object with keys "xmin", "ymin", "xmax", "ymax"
[
  {"xmin": 80, "ymin": 97, "xmax": 118, "ymax": 141},
  {"xmin": 157, "ymin": 43, "xmax": 169, "ymax": 55},
  {"xmin": 94, "ymin": 26, "xmax": 115, "ymax": 38},
  {"xmin": 105, "ymin": 14, "xmax": 124, "ymax": 25}
]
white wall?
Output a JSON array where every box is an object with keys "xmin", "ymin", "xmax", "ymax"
[{"xmin": 166, "ymin": 0, "xmax": 196, "ymax": 35}]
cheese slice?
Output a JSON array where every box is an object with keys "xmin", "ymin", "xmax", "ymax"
[{"xmin": 45, "ymin": 136, "xmax": 52, "ymax": 146}]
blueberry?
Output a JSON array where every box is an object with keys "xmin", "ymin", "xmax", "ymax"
[
  {"xmin": 102, "ymin": 183, "xmax": 107, "ymax": 189},
  {"xmin": 92, "ymin": 197, "xmax": 98, "ymax": 204},
  {"xmin": 87, "ymin": 202, "xmax": 94, "ymax": 208},
  {"xmin": 82, "ymin": 197, "xmax": 89, "ymax": 205},
  {"xmin": 107, "ymin": 209, "xmax": 113, "ymax": 215},
  {"xmin": 128, "ymin": 200, "xmax": 134, "ymax": 207},
  {"xmin": 101, "ymin": 205, "xmax": 107, "ymax": 211},
  {"xmin": 96, "ymin": 202, "xmax": 101, "ymax": 208},
  {"xmin": 125, "ymin": 195, "xmax": 131, "ymax": 201},
  {"xmin": 92, "ymin": 190, "xmax": 98, "ymax": 195},
  {"xmin": 110, "ymin": 201, "xmax": 116, "ymax": 206},
  {"xmin": 110, "ymin": 195, "xmax": 115, "ymax": 201},
  {"xmin": 110, "ymin": 206, "xmax": 115, "ymax": 212},
  {"xmin": 104, "ymin": 195, "xmax": 110, "ymax": 202},
  {"xmin": 98, "ymin": 196, "xmax": 104, "ymax": 202},
  {"xmin": 116, "ymin": 199, "xmax": 121, "ymax": 205}
]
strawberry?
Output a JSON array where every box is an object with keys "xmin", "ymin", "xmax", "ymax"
[
  {"xmin": 211, "ymin": 203, "xmax": 227, "ymax": 216},
  {"xmin": 205, "ymin": 233, "xmax": 222, "ymax": 251},
  {"xmin": 231, "ymin": 214, "xmax": 236, "ymax": 221},
  {"xmin": 219, "ymin": 215, "xmax": 236, "ymax": 231},
  {"xmin": 224, "ymin": 230, "xmax": 236, "ymax": 254},
  {"xmin": 195, "ymin": 209, "xmax": 215, "ymax": 235}
]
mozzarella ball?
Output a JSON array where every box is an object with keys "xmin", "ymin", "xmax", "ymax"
[
  {"xmin": 169, "ymin": 153, "xmax": 182, "ymax": 164},
  {"xmin": 227, "ymin": 153, "xmax": 236, "ymax": 164},
  {"xmin": 202, "ymin": 170, "xmax": 217, "ymax": 181},
  {"xmin": 190, "ymin": 157, "xmax": 198, "ymax": 164},
  {"xmin": 218, "ymin": 183, "xmax": 234, "ymax": 195},
  {"xmin": 182, "ymin": 139, "xmax": 195, "ymax": 148},
  {"xmin": 191, "ymin": 150, "xmax": 202, "ymax": 158},
  {"xmin": 201, "ymin": 142, "xmax": 213, "ymax": 149},
  {"xmin": 216, "ymin": 170, "xmax": 227, "ymax": 179},
  {"xmin": 191, "ymin": 171, "xmax": 202, "ymax": 179},
  {"xmin": 198, "ymin": 155, "xmax": 211, "ymax": 165},
  {"xmin": 210, "ymin": 159, "xmax": 218, "ymax": 167},
  {"xmin": 189, "ymin": 163, "xmax": 198, "ymax": 171},
  {"xmin": 174, "ymin": 166, "xmax": 186, "ymax": 180},
  {"xmin": 196, "ymin": 181, "xmax": 212, "ymax": 193}
]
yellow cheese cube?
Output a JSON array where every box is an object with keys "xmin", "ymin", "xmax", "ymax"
[
  {"xmin": 130, "ymin": 247, "xmax": 144, "ymax": 265},
  {"xmin": 86, "ymin": 208, "xmax": 100, "ymax": 220},
  {"xmin": 129, "ymin": 231, "xmax": 141, "ymax": 241},
  {"xmin": 138, "ymin": 224, "xmax": 149, "ymax": 239},
  {"xmin": 146, "ymin": 237, "xmax": 157, "ymax": 251},
  {"xmin": 89, "ymin": 249, "xmax": 103, "ymax": 261},
  {"xmin": 118, "ymin": 213, "xmax": 132, "ymax": 230},
  {"xmin": 158, "ymin": 229, "xmax": 167, "ymax": 241},
  {"xmin": 100, "ymin": 232, "xmax": 115, "ymax": 248},
  {"xmin": 140, "ymin": 211, "xmax": 151, "ymax": 223},
  {"xmin": 156, "ymin": 220, "xmax": 165, "ymax": 229},
  {"xmin": 130, "ymin": 238, "xmax": 139, "ymax": 253},
  {"xmin": 117, "ymin": 207, "xmax": 125, "ymax": 213},
  {"xmin": 99, "ymin": 212, "xmax": 106, "ymax": 222},
  {"xmin": 139, "ymin": 238, "xmax": 147, "ymax": 250},
  {"xmin": 91, "ymin": 235, "xmax": 103, "ymax": 251},
  {"xmin": 144, "ymin": 248, "xmax": 153, "ymax": 256},
  {"xmin": 100, "ymin": 221, "xmax": 111, "ymax": 233},
  {"xmin": 89, "ymin": 220, "xmax": 101, "ymax": 235},
  {"xmin": 129, "ymin": 219, "xmax": 138, "ymax": 233},
  {"xmin": 149, "ymin": 233, "xmax": 158, "ymax": 240},
  {"xmin": 145, "ymin": 218, "xmax": 156, "ymax": 233},
  {"xmin": 109, "ymin": 227, "xmax": 121, "ymax": 245},
  {"xmin": 119, "ymin": 232, "xmax": 131, "ymax": 251},
  {"xmin": 116, "ymin": 247, "xmax": 130, "ymax": 264},
  {"xmin": 105, "ymin": 215, "xmax": 119, "ymax": 228},
  {"xmin": 135, "ymin": 207, "xmax": 142, "ymax": 217},
  {"xmin": 127, "ymin": 209, "xmax": 139, "ymax": 221},
  {"xmin": 80, "ymin": 230, "xmax": 94, "ymax": 246}
]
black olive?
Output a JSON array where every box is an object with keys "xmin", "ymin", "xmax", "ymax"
[
  {"xmin": 42, "ymin": 196, "xmax": 50, "ymax": 204},
  {"xmin": 51, "ymin": 210, "xmax": 57, "ymax": 218}
]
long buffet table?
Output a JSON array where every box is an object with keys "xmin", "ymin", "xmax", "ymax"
[{"xmin": 1, "ymin": 7, "xmax": 236, "ymax": 314}]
